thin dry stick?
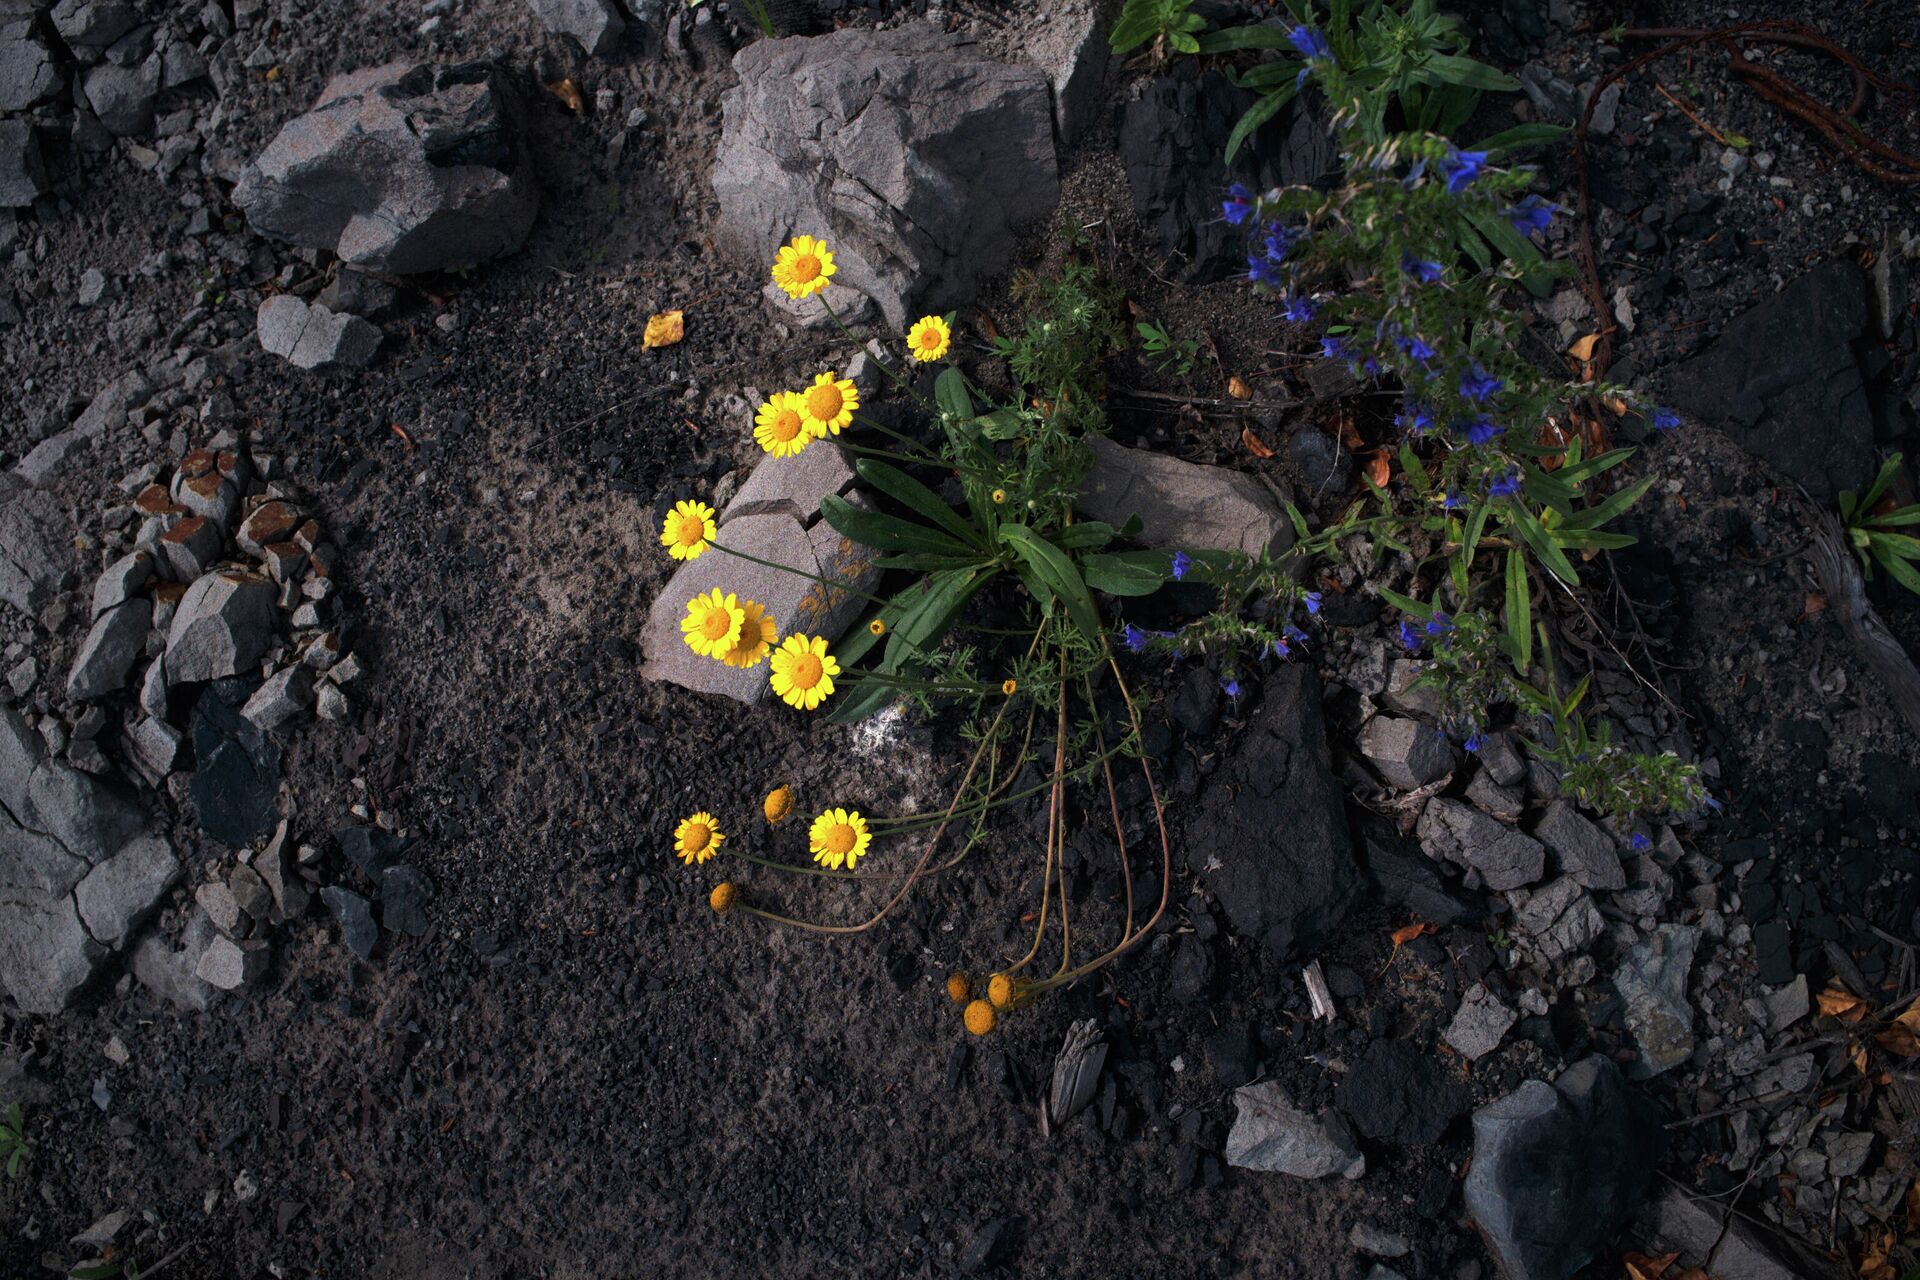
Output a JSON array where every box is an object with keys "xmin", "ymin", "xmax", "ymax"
[{"xmin": 1009, "ymin": 653, "xmax": 1072, "ymax": 976}]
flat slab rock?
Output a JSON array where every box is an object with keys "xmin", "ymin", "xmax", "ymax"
[
  {"xmin": 714, "ymin": 26, "xmax": 1059, "ymax": 330},
  {"xmin": 0, "ymin": 479, "xmax": 78, "ymax": 616},
  {"xmin": 256, "ymin": 295, "xmax": 381, "ymax": 370},
  {"xmin": 1225, "ymin": 1080, "xmax": 1365, "ymax": 1180},
  {"xmin": 640, "ymin": 444, "xmax": 877, "ymax": 706},
  {"xmin": 1078, "ymin": 436, "xmax": 1293, "ymax": 557}
]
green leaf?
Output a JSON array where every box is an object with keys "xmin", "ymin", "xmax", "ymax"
[
  {"xmin": 1874, "ymin": 542, "xmax": 1920, "ymax": 597},
  {"xmin": 1856, "ymin": 452, "xmax": 1904, "ymax": 514},
  {"xmin": 871, "ymin": 552, "xmax": 990, "ymax": 572},
  {"xmin": 854, "ymin": 459, "xmax": 984, "ymax": 548},
  {"xmin": 933, "ymin": 366, "xmax": 973, "ymax": 423},
  {"xmin": 1195, "ymin": 25, "xmax": 1301, "ymax": 52},
  {"xmin": 1398, "ymin": 442, "xmax": 1429, "ymax": 494},
  {"xmin": 1462, "ymin": 500, "xmax": 1489, "ymax": 568},
  {"xmin": 1377, "ymin": 586, "xmax": 1430, "ymax": 618},
  {"xmin": 820, "ymin": 494, "xmax": 972, "ymax": 557},
  {"xmin": 1285, "ymin": 501, "xmax": 1311, "ymax": 543},
  {"xmin": 1223, "ymin": 85, "xmax": 1295, "ymax": 163},
  {"xmin": 1051, "ymin": 521, "xmax": 1118, "ymax": 550},
  {"xmin": 975, "ymin": 408, "xmax": 1027, "ymax": 441},
  {"xmin": 1553, "ymin": 447, "xmax": 1635, "ymax": 486},
  {"xmin": 1169, "ymin": 28, "xmax": 1201, "ymax": 53},
  {"xmin": 1561, "ymin": 473, "xmax": 1656, "ymax": 530},
  {"xmin": 1080, "ymin": 551, "xmax": 1167, "ymax": 597},
  {"xmin": 1472, "ymin": 122, "xmax": 1569, "ymax": 155},
  {"xmin": 1868, "ymin": 530, "xmax": 1920, "ymax": 560},
  {"xmin": 1418, "ymin": 52, "xmax": 1517, "ymax": 91},
  {"xmin": 1867, "ymin": 506, "xmax": 1920, "ymax": 528},
  {"xmin": 1555, "ymin": 529, "xmax": 1637, "ymax": 550},
  {"xmin": 1505, "ymin": 548, "xmax": 1533, "ymax": 671},
  {"xmin": 1508, "ymin": 509, "xmax": 1581, "ymax": 585},
  {"xmin": 999, "ymin": 524, "xmax": 1101, "ymax": 644}
]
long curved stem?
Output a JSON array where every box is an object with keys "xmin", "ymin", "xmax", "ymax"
[{"xmin": 711, "ymin": 540, "xmax": 887, "ymax": 608}]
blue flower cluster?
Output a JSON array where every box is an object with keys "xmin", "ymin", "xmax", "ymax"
[{"xmin": 1398, "ymin": 610, "xmax": 1453, "ymax": 653}]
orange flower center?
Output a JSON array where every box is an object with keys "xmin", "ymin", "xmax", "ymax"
[
  {"xmin": 789, "ymin": 653, "xmax": 824, "ymax": 689},
  {"xmin": 700, "ymin": 608, "xmax": 734, "ymax": 640},
  {"xmin": 672, "ymin": 515, "xmax": 703, "ymax": 546},
  {"xmin": 683, "ymin": 823, "xmax": 712, "ymax": 853},
  {"xmin": 918, "ymin": 328, "xmax": 941, "ymax": 350},
  {"xmin": 823, "ymin": 823, "xmax": 857, "ymax": 855},
  {"xmin": 789, "ymin": 255, "xmax": 821, "ymax": 283},
  {"xmin": 771, "ymin": 408, "xmax": 803, "ymax": 441},
  {"xmin": 806, "ymin": 383, "xmax": 845, "ymax": 422}
]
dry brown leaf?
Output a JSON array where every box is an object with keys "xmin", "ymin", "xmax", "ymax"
[
  {"xmin": 642, "ymin": 310, "xmax": 685, "ymax": 350},
  {"xmin": 1802, "ymin": 592, "xmax": 1827, "ymax": 619},
  {"xmin": 1227, "ymin": 376, "xmax": 1252, "ymax": 400},
  {"xmin": 1874, "ymin": 1025, "xmax": 1920, "ymax": 1059},
  {"xmin": 1818, "ymin": 987, "xmax": 1868, "ymax": 1022},
  {"xmin": 1338, "ymin": 414, "xmax": 1364, "ymax": 450},
  {"xmin": 544, "ymin": 78, "xmax": 585, "ymax": 113},
  {"xmin": 1365, "ymin": 448, "xmax": 1391, "ymax": 489},
  {"xmin": 1624, "ymin": 1251, "xmax": 1679, "ymax": 1280},
  {"xmin": 1859, "ymin": 1227, "xmax": 1896, "ymax": 1280},
  {"xmin": 1568, "ymin": 333, "xmax": 1600, "ymax": 362},
  {"xmin": 1852, "ymin": 1042, "xmax": 1870, "ymax": 1075},
  {"xmin": 1895, "ymin": 995, "xmax": 1920, "ymax": 1033},
  {"xmin": 1390, "ymin": 922, "xmax": 1437, "ymax": 946},
  {"xmin": 1241, "ymin": 425, "xmax": 1274, "ymax": 459},
  {"xmin": 1602, "ymin": 394, "xmax": 1627, "ymax": 416}
]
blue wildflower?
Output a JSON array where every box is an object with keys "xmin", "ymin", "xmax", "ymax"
[
  {"xmin": 1424, "ymin": 611, "xmax": 1453, "ymax": 637},
  {"xmin": 1631, "ymin": 832, "xmax": 1652, "ymax": 851},
  {"xmin": 1464, "ymin": 732, "xmax": 1485, "ymax": 754},
  {"xmin": 1287, "ymin": 25, "xmax": 1331, "ymax": 60},
  {"xmin": 1170, "ymin": 550, "xmax": 1192, "ymax": 582},
  {"xmin": 1403, "ymin": 156, "xmax": 1428, "ymax": 187},
  {"xmin": 1652, "ymin": 406, "xmax": 1682, "ymax": 432},
  {"xmin": 1284, "ymin": 625, "xmax": 1309, "ymax": 647},
  {"xmin": 1262, "ymin": 222, "xmax": 1296, "ymax": 263},
  {"xmin": 1247, "ymin": 252, "xmax": 1285, "ymax": 288},
  {"xmin": 1221, "ymin": 674, "xmax": 1242, "ymax": 698},
  {"xmin": 1359, "ymin": 357, "xmax": 1382, "ymax": 376},
  {"xmin": 1271, "ymin": 636, "xmax": 1290, "ymax": 660},
  {"xmin": 1302, "ymin": 591, "xmax": 1322, "ymax": 616},
  {"xmin": 1487, "ymin": 469, "xmax": 1522, "ymax": 498},
  {"xmin": 1505, "ymin": 196, "xmax": 1557, "ymax": 237},
  {"xmin": 1398, "ymin": 619, "xmax": 1422, "ymax": 651},
  {"xmin": 1443, "ymin": 489, "xmax": 1465, "ymax": 511},
  {"xmin": 1441, "ymin": 148, "xmax": 1489, "ymax": 194},
  {"xmin": 1221, "ymin": 183, "xmax": 1254, "ymax": 227},
  {"xmin": 1458, "ymin": 363, "xmax": 1503, "ymax": 403},
  {"xmin": 1401, "ymin": 253, "xmax": 1444, "ymax": 284},
  {"xmin": 1396, "ymin": 401, "xmax": 1435, "ymax": 436},
  {"xmin": 1121, "ymin": 623, "xmax": 1148, "ymax": 655},
  {"xmin": 1280, "ymin": 293, "xmax": 1317, "ymax": 324},
  {"xmin": 1396, "ymin": 333, "xmax": 1438, "ymax": 363},
  {"xmin": 1463, "ymin": 416, "xmax": 1504, "ymax": 446},
  {"xmin": 1319, "ymin": 335, "xmax": 1349, "ymax": 361}
]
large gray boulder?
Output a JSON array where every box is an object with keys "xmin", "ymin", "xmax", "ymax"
[
  {"xmin": 1078, "ymin": 436, "xmax": 1293, "ymax": 556},
  {"xmin": 528, "ymin": 0, "xmax": 623, "ymax": 56},
  {"xmin": 67, "ymin": 597, "xmax": 152, "ymax": 700},
  {"xmin": 166, "ymin": 571, "xmax": 278, "ymax": 684},
  {"xmin": 0, "ymin": 13, "xmax": 61, "ymax": 113},
  {"xmin": 0, "ymin": 479, "xmax": 77, "ymax": 615},
  {"xmin": 256, "ymin": 295, "xmax": 382, "ymax": 370},
  {"xmin": 0, "ymin": 118, "xmax": 47, "ymax": 207},
  {"xmin": 233, "ymin": 62, "xmax": 539, "ymax": 275},
  {"xmin": 714, "ymin": 27, "xmax": 1058, "ymax": 329}
]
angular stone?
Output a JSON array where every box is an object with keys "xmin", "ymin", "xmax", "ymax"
[
  {"xmin": 51, "ymin": 0, "xmax": 140, "ymax": 53},
  {"xmin": 91, "ymin": 548, "xmax": 154, "ymax": 618},
  {"xmin": 157, "ymin": 514, "xmax": 223, "ymax": 581},
  {"xmin": 1186, "ymin": 665, "xmax": 1361, "ymax": 963},
  {"xmin": 1027, "ymin": 0, "xmax": 1107, "ymax": 147},
  {"xmin": 1358, "ymin": 715, "xmax": 1453, "ymax": 791},
  {"xmin": 1225, "ymin": 1081, "xmax": 1366, "ymax": 1180},
  {"xmin": 191, "ymin": 738, "xmax": 281, "ymax": 849},
  {"xmin": 25, "ymin": 756, "xmax": 143, "ymax": 864},
  {"xmin": 529, "ymin": 0, "xmax": 623, "ymax": 56},
  {"xmin": 0, "ymin": 483, "xmax": 78, "ymax": 616},
  {"xmin": 67, "ymin": 597, "xmax": 152, "ymax": 701},
  {"xmin": 1634, "ymin": 1186, "xmax": 1800, "ymax": 1280},
  {"xmin": 237, "ymin": 500, "xmax": 301, "ymax": 557},
  {"xmin": 233, "ymin": 62, "xmax": 538, "ymax": 275},
  {"xmin": 322, "ymin": 886, "xmax": 377, "ymax": 960},
  {"xmin": 80, "ymin": 53, "xmax": 161, "ymax": 136},
  {"xmin": 241, "ymin": 665, "xmax": 314, "ymax": 732},
  {"xmin": 1464, "ymin": 1056, "xmax": 1664, "ymax": 1280},
  {"xmin": 0, "ymin": 118, "xmax": 48, "ymax": 206},
  {"xmin": 1533, "ymin": 799, "xmax": 1625, "ymax": 891},
  {"xmin": 1465, "ymin": 769, "xmax": 1525, "ymax": 823},
  {"xmin": 314, "ymin": 681, "xmax": 349, "ymax": 721},
  {"xmin": 1477, "ymin": 732, "xmax": 1528, "ymax": 787},
  {"xmin": 0, "ymin": 15, "xmax": 62, "ymax": 113},
  {"xmin": 126, "ymin": 716, "xmax": 182, "ymax": 778},
  {"xmin": 228, "ymin": 864, "xmax": 272, "ymax": 922},
  {"xmin": 74, "ymin": 834, "xmax": 180, "ymax": 948},
  {"xmin": 715, "ymin": 27, "xmax": 1058, "ymax": 329},
  {"xmin": 1418, "ymin": 798, "xmax": 1545, "ymax": 891},
  {"xmin": 127, "ymin": 908, "xmax": 219, "ymax": 1011},
  {"xmin": 1078, "ymin": 436, "xmax": 1293, "ymax": 556},
  {"xmin": 255, "ymin": 294, "xmax": 382, "ymax": 370},
  {"xmin": 720, "ymin": 440, "xmax": 858, "ymax": 524},
  {"xmin": 640, "ymin": 509, "xmax": 877, "ymax": 705},
  {"xmin": 0, "ymin": 812, "xmax": 89, "ymax": 900},
  {"xmin": 1355, "ymin": 818, "xmax": 1486, "ymax": 926},
  {"xmin": 1340, "ymin": 1039, "xmax": 1470, "ymax": 1145},
  {"xmin": 379, "ymin": 864, "xmax": 433, "ymax": 936},
  {"xmin": 0, "ymin": 892, "xmax": 104, "ymax": 1013},
  {"xmin": 195, "ymin": 934, "xmax": 269, "ymax": 990},
  {"xmin": 1445, "ymin": 982, "xmax": 1519, "ymax": 1062},
  {"xmin": 195, "ymin": 880, "xmax": 243, "ymax": 937},
  {"xmin": 166, "ymin": 571, "xmax": 278, "ymax": 684},
  {"xmin": 1614, "ymin": 923, "xmax": 1698, "ymax": 1079},
  {"xmin": 254, "ymin": 821, "xmax": 310, "ymax": 921},
  {"xmin": 1510, "ymin": 876, "xmax": 1603, "ymax": 963}
]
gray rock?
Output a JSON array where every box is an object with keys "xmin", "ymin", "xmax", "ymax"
[
  {"xmin": 73, "ymin": 834, "xmax": 179, "ymax": 948},
  {"xmin": 1444, "ymin": 982, "xmax": 1519, "ymax": 1062},
  {"xmin": 1634, "ymin": 1185, "xmax": 1799, "ymax": 1280},
  {"xmin": 194, "ymin": 880, "xmax": 242, "ymax": 937},
  {"xmin": 0, "ymin": 891, "xmax": 103, "ymax": 1013},
  {"xmin": 640, "ymin": 505, "xmax": 878, "ymax": 706},
  {"xmin": 228, "ymin": 865, "xmax": 272, "ymax": 923},
  {"xmin": 1762, "ymin": 975, "xmax": 1808, "ymax": 1034},
  {"xmin": 233, "ymin": 62, "xmax": 538, "ymax": 275},
  {"xmin": 1350, "ymin": 1224, "xmax": 1411, "ymax": 1259},
  {"xmin": 1358, "ymin": 715, "xmax": 1453, "ymax": 791},
  {"xmin": 1025, "ymin": 0, "xmax": 1107, "ymax": 147},
  {"xmin": 529, "ymin": 0, "xmax": 623, "ymax": 56},
  {"xmin": 195, "ymin": 934, "xmax": 268, "ymax": 990},
  {"xmin": 51, "ymin": 0, "xmax": 140, "ymax": 53},
  {"xmin": 720, "ymin": 438, "xmax": 859, "ymax": 524},
  {"xmin": 0, "ymin": 118, "xmax": 48, "ymax": 206},
  {"xmin": 1224, "ymin": 1080, "xmax": 1366, "ymax": 1180},
  {"xmin": 241, "ymin": 665, "xmax": 313, "ymax": 731},
  {"xmin": 314, "ymin": 681, "xmax": 349, "ymax": 721},
  {"xmin": 315, "ymin": 269, "xmax": 399, "ymax": 317},
  {"xmin": 1465, "ymin": 768, "xmax": 1525, "ymax": 823},
  {"xmin": 156, "ymin": 514, "xmax": 223, "ymax": 581},
  {"xmin": 66, "ymin": 597, "xmax": 151, "ymax": 701},
  {"xmin": 126, "ymin": 908, "xmax": 218, "ymax": 1011},
  {"xmin": 1614, "ymin": 923, "xmax": 1698, "ymax": 1079},
  {"xmin": 1078, "ymin": 436, "xmax": 1293, "ymax": 556},
  {"xmin": 1532, "ymin": 799, "xmax": 1625, "ymax": 890},
  {"xmin": 1465, "ymin": 1056, "xmax": 1664, "ymax": 1280},
  {"xmin": 91, "ymin": 548, "xmax": 154, "ymax": 618},
  {"xmin": 1418, "ymin": 798, "xmax": 1545, "ymax": 891},
  {"xmin": 1510, "ymin": 876, "xmax": 1603, "ymax": 963},
  {"xmin": 378, "ymin": 864, "xmax": 432, "ymax": 937},
  {"xmin": 126, "ymin": 716, "xmax": 182, "ymax": 778},
  {"xmin": 80, "ymin": 53, "xmax": 161, "ymax": 136},
  {"xmin": 1380, "ymin": 656, "xmax": 1443, "ymax": 719},
  {"xmin": 253, "ymin": 821, "xmax": 309, "ymax": 921},
  {"xmin": 322, "ymin": 886, "xmax": 377, "ymax": 959},
  {"xmin": 255, "ymin": 295, "xmax": 382, "ymax": 371},
  {"xmin": 0, "ymin": 703, "xmax": 42, "ymax": 824},
  {"xmin": 715, "ymin": 27, "xmax": 1058, "ymax": 329},
  {"xmin": 0, "ymin": 812, "xmax": 89, "ymax": 901},
  {"xmin": 166, "ymin": 571, "xmax": 278, "ymax": 684},
  {"xmin": 0, "ymin": 14, "xmax": 62, "ymax": 112},
  {"xmin": 0, "ymin": 483, "xmax": 78, "ymax": 615}
]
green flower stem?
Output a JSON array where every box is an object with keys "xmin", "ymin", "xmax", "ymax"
[
  {"xmin": 817, "ymin": 294, "xmax": 930, "ymax": 407},
  {"xmin": 847, "ymin": 411, "xmax": 943, "ymax": 460},
  {"xmin": 710, "ymin": 541, "xmax": 888, "ymax": 608}
]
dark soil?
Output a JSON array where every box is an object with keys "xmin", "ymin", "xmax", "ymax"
[{"xmin": 4, "ymin": 0, "xmax": 1919, "ymax": 1277}]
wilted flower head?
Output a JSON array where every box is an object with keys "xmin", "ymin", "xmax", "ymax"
[{"xmin": 1652, "ymin": 407, "xmax": 1682, "ymax": 432}]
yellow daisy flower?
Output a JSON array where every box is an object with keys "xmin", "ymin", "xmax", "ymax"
[
  {"xmin": 799, "ymin": 372, "xmax": 858, "ymax": 437},
  {"xmin": 709, "ymin": 881, "xmax": 738, "ymax": 913},
  {"xmin": 964, "ymin": 999, "xmax": 997, "ymax": 1036},
  {"xmin": 1001, "ymin": 678, "xmax": 1017, "ymax": 696},
  {"xmin": 868, "ymin": 619, "xmax": 886, "ymax": 636},
  {"xmin": 680, "ymin": 589, "xmax": 745, "ymax": 657},
  {"xmin": 674, "ymin": 811, "xmax": 724, "ymax": 865},
  {"xmin": 752, "ymin": 391, "xmax": 813, "ymax": 458},
  {"xmin": 808, "ymin": 806, "xmax": 873, "ymax": 871},
  {"xmin": 768, "ymin": 633, "xmax": 840, "ymax": 710},
  {"xmin": 906, "ymin": 314, "xmax": 952, "ymax": 363},
  {"xmin": 763, "ymin": 785, "xmax": 795, "ymax": 825},
  {"xmin": 771, "ymin": 234, "xmax": 835, "ymax": 300},
  {"xmin": 660, "ymin": 500, "xmax": 716, "ymax": 561},
  {"xmin": 718, "ymin": 598, "xmax": 777, "ymax": 669}
]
